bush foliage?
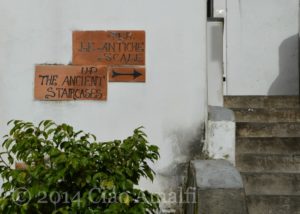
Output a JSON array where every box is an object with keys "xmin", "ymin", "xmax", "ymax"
[{"xmin": 0, "ymin": 120, "xmax": 160, "ymax": 213}]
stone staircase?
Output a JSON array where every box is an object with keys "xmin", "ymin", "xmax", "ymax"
[{"xmin": 224, "ymin": 96, "xmax": 300, "ymax": 214}]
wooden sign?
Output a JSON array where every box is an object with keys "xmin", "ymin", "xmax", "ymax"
[
  {"xmin": 35, "ymin": 65, "xmax": 107, "ymax": 101},
  {"xmin": 109, "ymin": 67, "xmax": 145, "ymax": 82},
  {"xmin": 72, "ymin": 31, "xmax": 145, "ymax": 66}
]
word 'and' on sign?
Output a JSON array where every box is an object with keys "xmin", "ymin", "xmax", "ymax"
[{"xmin": 34, "ymin": 30, "xmax": 146, "ymax": 101}]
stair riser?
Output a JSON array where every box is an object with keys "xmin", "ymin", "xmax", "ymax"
[
  {"xmin": 237, "ymin": 123, "xmax": 300, "ymax": 137},
  {"xmin": 247, "ymin": 196, "xmax": 300, "ymax": 214},
  {"xmin": 236, "ymin": 138, "xmax": 300, "ymax": 155},
  {"xmin": 237, "ymin": 155, "xmax": 300, "ymax": 173},
  {"xmin": 242, "ymin": 173, "xmax": 300, "ymax": 195},
  {"xmin": 234, "ymin": 110, "xmax": 300, "ymax": 122},
  {"xmin": 224, "ymin": 96, "xmax": 300, "ymax": 109},
  {"xmin": 227, "ymin": 96, "xmax": 300, "ymax": 214}
]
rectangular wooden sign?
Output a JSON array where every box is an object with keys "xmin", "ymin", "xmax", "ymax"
[
  {"xmin": 109, "ymin": 67, "xmax": 145, "ymax": 82},
  {"xmin": 72, "ymin": 31, "xmax": 145, "ymax": 66},
  {"xmin": 35, "ymin": 65, "xmax": 107, "ymax": 101}
]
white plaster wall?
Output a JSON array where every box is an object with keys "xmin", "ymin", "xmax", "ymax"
[
  {"xmin": 207, "ymin": 21, "xmax": 224, "ymax": 106},
  {"xmin": 206, "ymin": 121, "xmax": 235, "ymax": 165},
  {"xmin": 0, "ymin": 0, "xmax": 207, "ymax": 204},
  {"xmin": 227, "ymin": 0, "xmax": 299, "ymax": 95}
]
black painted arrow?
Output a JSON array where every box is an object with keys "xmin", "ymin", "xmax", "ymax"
[{"xmin": 112, "ymin": 70, "xmax": 142, "ymax": 79}]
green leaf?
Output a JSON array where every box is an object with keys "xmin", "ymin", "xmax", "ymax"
[
  {"xmin": 16, "ymin": 172, "xmax": 27, "ymax": 184},
  {"xmin": 3, "ymin": 138, "xmax": 13, "ymax": 150},
  {"xmin": 7, "ymin": 156, "xmax": 14, "ymax": 165}
]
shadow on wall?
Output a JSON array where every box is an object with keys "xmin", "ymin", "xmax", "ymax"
[{"xmin": 268, "ymin": 34, "xmax": 299, "ymax": 95}]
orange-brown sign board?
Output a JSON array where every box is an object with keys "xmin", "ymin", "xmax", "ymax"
[
  {"xmin": 109, "ymin": 67, "xmax": 145, "ymax": 82},
  {"xmin": 35, "ymin": 65, "xmax": 107, "ymax": 101},
  {"xmin": 72, "ymin": 31, "xmax": 145, "ymax": 66}
]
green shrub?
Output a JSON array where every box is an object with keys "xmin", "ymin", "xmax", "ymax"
[{"xmin": 0, "ymin": 120, "xmax": 160, "ymax": 213}]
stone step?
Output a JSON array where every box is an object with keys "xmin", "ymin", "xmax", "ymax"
[
  {"xmin": 232, "ymin": 108, "xmax": 300, "ymax": 122},
  {"xmin": 224, "ymin": 96, "xmax": 300, "ymax": 109},
  {"xmin": 242, "ymin": 172, "xmax": 300, "ymax": 195},
  {"xmin": 237, "ymin": 122, "xmax": 300, "ymax": 137},
  {"xmin": 236, "ymin": 154, "xmax": 300, "ymax": 173},
  {"xmin": 246, "ymin": 195, "xmax": 300, "ymax": 214},
  {"xmin": 236, "ymin": 137, "xmax": 300, "ymax": 155}
]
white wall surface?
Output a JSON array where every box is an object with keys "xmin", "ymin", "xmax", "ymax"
[
  {"xmin": 227, "ymin": 0, "xmax": 299, "ymax": 95},
  {"xmin": 207, "ymin": 21, "xmax": 224, "ymax": 106},
  {"xmin": 0, "ymin": 0, "xmax": 207, "ymax": 208},
  {"xmin": 206, "ymin": 121, "xmax": 235, "ymax": 165},
  {"xmin": 205, "ymin": 106, "xmax": 236, "ymax": 165}
]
